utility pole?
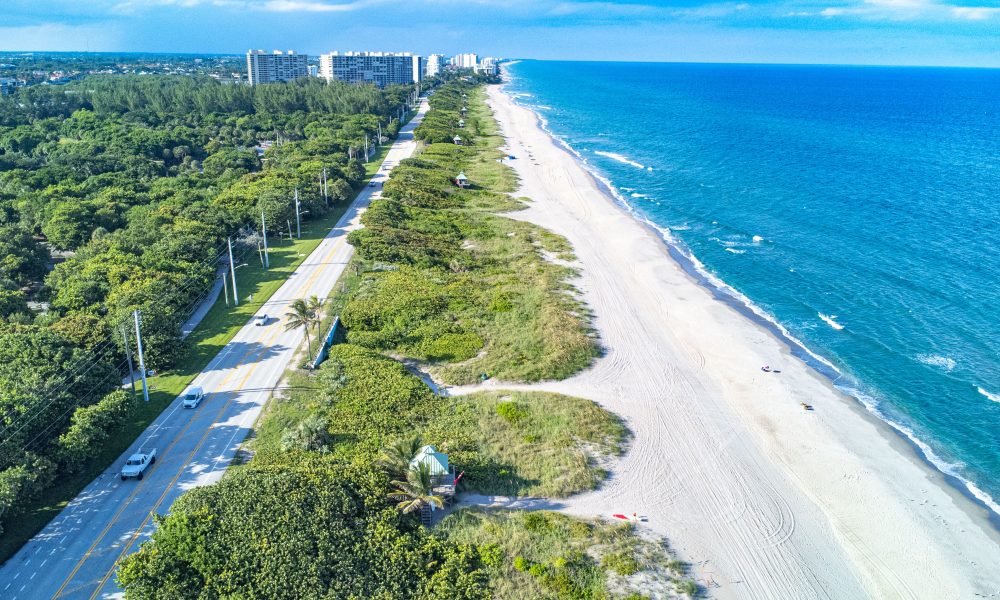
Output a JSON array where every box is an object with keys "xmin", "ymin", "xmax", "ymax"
[
  {"xmin": 133, "ymin": 310, "xmax": 149, "ymax": 402},
  {"xmin": 322, "ymin": 168, "xmax": 329, "ymax": 207},
  {"xmin": 364, "ymin": 136, "xmax": 369, "ymax": 164},
  {"xmin": 120, "ymin": 323, "xmax": 137, "ymax": 401},
  {"xmin": 222, "ymin": 274, "xmax": 229, "ymax": 306},
  {"xmin": 261, "ymin": 210, "xmax": 269, "ymax": 268},
  {"xmin": 294, "ymin": 188, "xmax": 301, "ymax": 238},
  {"xmin": 228, "ymin": 237, "xmax": 239, "ymax": 306}
]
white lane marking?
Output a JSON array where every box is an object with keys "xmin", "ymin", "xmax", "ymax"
[
  {"xmin": 29, "ymin": 572, "xmax": 35, "ymax": 580},
  {"xmin": 60, "ymin": 535, "xmax": 67, "ymax": 544},
  {"xmin": 49, "ymin": 548, "xmax": 57, "ymax": 555},
  {"xmin": 4, "ymin": 582, "xmax": 9, "ymax": 590},
  {"xmin": 39, "ymin": 559, "xmax": 46, "ymax": 567}
]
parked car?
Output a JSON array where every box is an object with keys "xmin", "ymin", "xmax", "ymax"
[
  {"xmin": 182, "ymin": 386, "xmax": 204, "ymax": 408},
  {"xmin": 121, "ymin": 449, "xmax": 156, "ymax": 480}
]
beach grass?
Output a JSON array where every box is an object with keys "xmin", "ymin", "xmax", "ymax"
[
  {"xmin": 339, "ymin": 85, "xmax": 599, "ymax": 384},
  {"xmin": 251, "ymin": 344, "xmax": 624, "ymax": 498},
  {"xmin": 438, "ymin": 508, "xmax": 695, "ymax": 599}
]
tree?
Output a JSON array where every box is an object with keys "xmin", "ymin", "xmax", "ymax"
[
  {"xmin": 116, "ymin": 466, "xmax": 488, "ymax": 600},
  {"xmin": 284, "ymin": 298, "xmax": 318, "ymax": 361},
  {"xmin": 0, "ymin": 290, "xmax": 30, "ymax": 321},
  {"xmin": 279, "ymin": 414, "xmax": 330, "ymax": 453},
  {"xmin": 0, "ymin": 225, "xmax": 49, "ymax": 286},
  {"xmin": 306, "ymin": 295, "xmax": 325, "ymax": 335},
  {"xmin": 379, "ymin": 435, "xmax": 423, "ymax": 478},
  {"xmin": 388, "ymin": 462, "xmax": 444, "ymax": 516}
]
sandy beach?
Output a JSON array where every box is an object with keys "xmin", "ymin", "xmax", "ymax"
[{"xmin": 461, "ymin": 82, "xmax": 1000, "ymax": 598}]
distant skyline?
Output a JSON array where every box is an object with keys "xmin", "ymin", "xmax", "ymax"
[{"xmin": 1, "ymin": 0, "xmax": 998, "ymax": 68}]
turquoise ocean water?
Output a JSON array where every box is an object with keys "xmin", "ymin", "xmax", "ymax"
[{"xmin": 504, "ymin": 60, "xmax": 1000, "ymax": 519}]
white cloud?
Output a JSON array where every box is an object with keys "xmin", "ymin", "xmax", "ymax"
[
  {"xmin": 259, "ymin": 0, "xmax": 372, "ymax": 10},
  {"xmin": 814, "ymin": 0, "xmax": 999, "ymax": 20},
  {"xmin": 951, "ymin": 5, "xmax": 1000, "ymax": 19}
]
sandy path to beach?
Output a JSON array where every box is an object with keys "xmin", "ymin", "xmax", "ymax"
[{"xmin": 458, "ymin": 84, "xmax": 1000, "ymax": 599}]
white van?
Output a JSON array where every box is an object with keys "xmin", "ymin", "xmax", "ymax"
[{"xmin": 182, "ymin": 386, "xmax": 204, "ymax": 409}]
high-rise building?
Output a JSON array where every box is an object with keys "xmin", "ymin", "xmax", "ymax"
[
  {"xmin": 425, "ymin": 54, "xmax": 444, "ymax": 78},
  {"xmin": 450, "ymin": 53, "xmax": 479, "ymax": 69},
  {"xmin": 319, "ymin": 52, "xmax": 423, "ymax": 87},
  {"xmin": 478, "ymin": 57, "xmax": 499, "ymax": 75},
  {"xmin": 246, "ymin": 50, "xmax": 309, "ymax": 85}
]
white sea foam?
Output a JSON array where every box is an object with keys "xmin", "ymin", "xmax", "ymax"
[
  {"xmin": 752, "ymin": 235, "xmax": 764, "ymax": 243},
  {"xmin": 594, "ymin": 150, "xmax": 646, "ymax": 169},
  {"xmin": 917, "ymin": 354, "xmax": 957, "ymax": 372},
  {"xmin": 502, "ymin": 85, "xmax": 1000, "ymax": 521},
  {"xmin": 839, "ymin": 384, "xmax": 1000, "ymax": 517},
  {"xmin": 819, "ymin": 313, "xmax": 845, "ymax": 330},
  {"xmin": 977, "ymin": 387, "xmax": 1000, "ymax": 404},
  {"xmin": 725, "ymin": 248, "xmax": 746, "ymax": 254},
  {"xmin": 630, "ymin": 192, "xmax": 649, "ymax": 199}
]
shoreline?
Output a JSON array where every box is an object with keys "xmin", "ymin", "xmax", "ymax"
[
  {"xmin": 504, "ymin": 65, "xmax": 1000, "ymax": 526},
  {"xmin": 580, "ymin": 137, "xmax": 1000, "ymax": 531},
  {"xmin": 481, "ymin": 78, "xmax": 1000, "ymax": 598}
]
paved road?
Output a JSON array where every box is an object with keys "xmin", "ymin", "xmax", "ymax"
[{"xmin": 0, "ymin": 100, "xmax": 428, "ymax": 600}]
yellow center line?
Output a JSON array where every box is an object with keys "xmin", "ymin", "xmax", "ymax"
[
  {"xmin": 86, "ymin": 327, "xmax": 285, "ymax": 599},
  {"xmin": 83, "ymin": 215, "xmax": 354, "ymax": 598},
  {"xmin": 52, "ymin": 338, "xmax": 264, "ymax": 599}
]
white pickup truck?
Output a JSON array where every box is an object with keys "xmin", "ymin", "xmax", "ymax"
[{"xmin": 120, "ymin": 449, "xmax": 156, "ymax": 481}]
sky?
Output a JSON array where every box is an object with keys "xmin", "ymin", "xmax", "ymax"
[{"xmin": 1, "ymin": 0, "xmax": 998, "ymax": 67}]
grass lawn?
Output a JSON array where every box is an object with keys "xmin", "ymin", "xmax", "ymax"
[
  {"xmin": 0, "ymin": 143, "xmax": 397, "ymax": 565},
  {"xmin": 438, "ymin": 508, "xmax": 696, "ymax": 599}
]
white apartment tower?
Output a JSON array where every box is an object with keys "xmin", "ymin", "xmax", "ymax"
[
  {"xmin": 319, "ymin": 52, "xmax": 424, "ymax": 87},
  {"xmin": 450, "ymin": 53, "xmax": 479, "ymax": 69},
  {"xmin": 246, "ymin": 50, "xmax": 309, "ymax": 85},
  {"xmin": 426, "ymin": 54, "xmax": 444, "ymax": 77}
]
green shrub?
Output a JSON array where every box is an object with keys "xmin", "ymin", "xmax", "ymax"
[
  {"xmin": 603, "ymin": 551, "xmax": 640, "ymax": 576},
  {"xmin": 496, "ymin": 401, "xmax": 530, "ymax": 425},
  {"xmin": 678, "ymin": 579, "xmax": 699, "ymax": 596},
  {"xmin": 478, "ymin": 543, "xmax": 505, "ymax": 568},
  {"xmin": 513, "ymin": 556, "xmax": 530, "ymax": 572},
  {"xmin": 422, "ymin": 332, "xmax": 483, "ymax": 362},
  {"xmin": 523, "ymin": 512, "xmax": 549, "ymax": 532}
]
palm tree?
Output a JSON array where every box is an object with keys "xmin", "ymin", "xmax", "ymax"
[
  {"xmin": 388, "ymin": 462, "xmax": 444, "ymax": 515},
  {"xmin": 306, "ymin": 295, "xmax": 325, "ymax": 336},
  {"xmin": 379, "ymin": 435, "xmax": 423, "ymax": 478},
  {"xmin": 285, "ymin": 298, "xmax": 317, "ymax": 361}
]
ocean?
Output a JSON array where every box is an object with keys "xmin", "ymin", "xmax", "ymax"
[{"xmin": 504, "ymin": 60, "xmax": 1000, "ymax": 518}]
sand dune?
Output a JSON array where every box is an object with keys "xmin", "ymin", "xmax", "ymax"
[{"xmin": 462, "ymin": 84, "xmax": 1000, "ymax": 599}]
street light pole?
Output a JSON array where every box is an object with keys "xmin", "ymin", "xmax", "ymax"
[
  {"xmin": 228, "ymin": 237, "xmax": 239, "ymax": 306},
  {"xmin": 133, "ymin": 310, "xmax": 149, "ymax": 402},
  {"xmin": 294, "ymin": 188, "xmax": 301, "ymax": 239},
  {"xmin": 261, "ymin": 210, "xmax": 269, "ymax": 268},
  {"xmin": 322, "ymin": 168, "xmax": 329, "ymax": 207}
]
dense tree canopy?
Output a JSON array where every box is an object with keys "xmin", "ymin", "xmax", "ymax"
[
  {"xmin": 0, "ymin": 72, "xmax": 415, "ymax": 541},
  {"xmin": 117, "ymin": 465, "xmax": 489, "ymax": 600}
]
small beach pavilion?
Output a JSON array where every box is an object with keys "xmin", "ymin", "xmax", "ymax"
[
  {"xmin": 410, "ymin": 445, "xmax": 457, "ymax": 524},
  {"xmin": 455, "ymin": 171, "xmax": 468, "ymax": 188},
  {"xmin": 453, "ymin": 135, "xmax": 463, "ymax": 145}
]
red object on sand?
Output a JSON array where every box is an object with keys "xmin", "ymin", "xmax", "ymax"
[{"xmin": 612, "ymin": 514, "xmax": 630, "ymax": 520}]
